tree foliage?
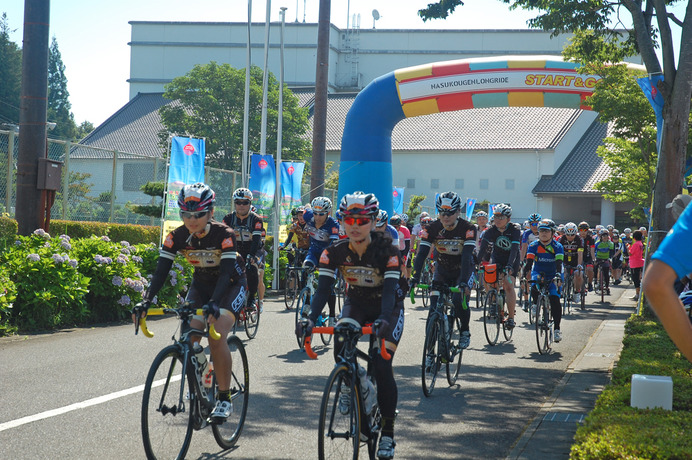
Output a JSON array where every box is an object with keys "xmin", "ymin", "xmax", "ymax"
[
  {"xmin": 159, "ymin": 62, "xmax": 311, "ymax": 172},
  {"xmin": 48, "ymin": 36, "xmax": 78, "ymax": 140},
  {"xmin": 0, "ymin": 13, "xmax": 21, "ymax": 127}
]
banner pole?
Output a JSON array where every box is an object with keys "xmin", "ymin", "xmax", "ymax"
[{"xmin": 273, "ymin": 7, "xmax": 287, "ymax": 291}]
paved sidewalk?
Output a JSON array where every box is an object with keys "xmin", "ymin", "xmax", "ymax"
[{"xmin": 507, "ymin": 288, "xmax": 636, "ymax": 459}]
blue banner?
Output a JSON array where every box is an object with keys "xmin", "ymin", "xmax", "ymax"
[
  {"xmin": 637, "ymin": 75, "xmax": 665, "ymax": 149},
  {"xmin": 489, "ymin": 204, "xmax": 496, "ymax": 216},
  {"xmin": 393, "ymin": 187, "xmax": 404, "ymax": 215},
  {"xmin": 248, "ymin": 154, "xmax": 276, "ymax": 219},
  {"xmin": 280, "ymin": 162, "xmax": 305, "ymax": 225},
  {"xmin": 465, "ymin": 198, "xmax": 477, "ymax": 221}
]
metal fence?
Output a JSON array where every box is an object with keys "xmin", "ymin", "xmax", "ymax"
[{"xmin": 0, "ymin": 129, "xmax": 336, "ymax": 236}]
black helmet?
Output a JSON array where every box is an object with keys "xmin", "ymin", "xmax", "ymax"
[
  {"xmin": 435, "ymin": 191, "xmax": 461, "ymax": 213},
  {"xmin": 390, "ymin": 215, "xmax": 402, "ymax": 226},
  {"xmin": 178, "ymin": 183, "xmax": 215, "ymax": 212}
]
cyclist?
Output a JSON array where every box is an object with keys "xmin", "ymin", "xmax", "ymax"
[
  {"xmin": 390, "ymin": 215, "xmax": 411, "ymax": 278},
  {"xmin": 518, "ymin": 213, "xmax": 542, "ymax": 311},
  {"xmin": 375, "ymin": 209, "xmax": 400, "ymax": 246},
  {"xmin": 299, "ymin": 192, "xmax": 404, "ymax": 459},
  {"xmin": 133, "ymin": 183, "xmax": 246, "ymax": 421},
  {"xmin": 578, "ymin": 221, "xmax": 596, "ymax": 291},
  {"xmin": 475, "ymin": 211, "xmax": 489, "ymax": 234},
  {"xmin": 558, "ymin": 222, "xmax": 585, "ymax": 304},
  {"xmin": 223, "ymin": 188, "xmax": 264, "ymax": 313},
  {"xmin": 478, "ymin": 203, "xmax": 522, "ymax": 329},
  {"xmin": 410, "ymin": 191, "xmax": 477, "ymax": 347},
  {"xmin": 522, "ymin": 219, "xmax": 565, "ymax": 342},
  {"xmin": 611, "ymin": 230, "xmax": 628, "ymax": 285},
  {"xmin": 283, "ymin": 206, "xmax": 310, "ymax": 261},
  {"xmin": 593, "ymin": 228, "xmax": 614, "ymax": 294},
  {"xmin": 303, "ymin": 196, "xmax": 340, "ymax": 325}
]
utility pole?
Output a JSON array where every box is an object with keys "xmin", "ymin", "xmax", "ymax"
[
  {"xmin": 310, "ymin": 0, "xmax": 330, "ymax": 199},
  {"xmin": 16, "ymin": 0, "xmax": 49, "ymax": 235}
]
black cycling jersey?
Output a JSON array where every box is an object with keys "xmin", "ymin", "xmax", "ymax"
[
  {"xmin": 413, "ymin": 217, "xmax": 476, "ymax": 279},
  {"xmin": 222, "ymin": 211, "xmax": 264, "ymax": 259},
  {"xmin": 559, "ymin": 234, "xmax": 585, "ymax": 266},
  {"xmin": 479, "ymin": 222, "xmax": 522, "ymax": 270}
]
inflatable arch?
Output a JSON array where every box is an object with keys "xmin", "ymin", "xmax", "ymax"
[{"xmin": 338, "ymin": 55, "xmax": 606, "ymax": 214}]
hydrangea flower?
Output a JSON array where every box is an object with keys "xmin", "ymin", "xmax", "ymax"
[
  {"xmin": 169, "ymin": 270, "xmax": 178, "ymax": 278},
  {"xmin": 33, "ymin": 228, "xmax": 50, "ymax": 238},
  {"xmin": 14, "ymin": 240, "xmax": 21, "ymax": 246},
  {"xmin": 116, "ymin": 255, "xmax": 128, "ymax": 264},
  {"xmin": 27, "ymin": 253, "xmax": 40, "ymax": 262},
  {"xmin": 52, "ymin": 254, "xmax": 65, "ymax": 264},
  {"xmin": 120, "ymin": 241, "xmax": 130, "ymax": 247},
  {"xmin": 101, "ymin": 236, "xmax": 111, "ymax": 242},
  {"xmin": 112, "ymin": 276, "xmax": 123, "ymax": 286},
  {"xmin": 170, "ymin": 277, "xmax": 177, "ymax": 286},
  {"xmin": 132, "ymin": 255, "xmax": 143, "ymax": 263},
  {"xmin": 60, "ymin": 234, "xmax": 71, "ymax": 241},
  {"xmin": 61, "ymin": 241, "xmax": 72, "ymax": 251},
  {"xmin": 68, "ymin": 259, "xmax": 78, "ymax": 268},
  {"xmin": 118, "ymin": 295, "xmax": 131, "ymax": 306},
  {"xmin": 120, "ymin": 247, "xmax": 131, "ymax": 255}
]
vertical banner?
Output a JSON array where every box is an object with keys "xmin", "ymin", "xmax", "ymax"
[
  {"xmin": 637, "ymin": 75, "xmax": 665, "ymax": 149},
  {"xmin": 280, "ymin": 161, "xmax": 305, "ymax": 226},
  {"xmin": 465, "ymin": 198, "xmax": 477, "ymax": 221},
  {"xmin": 489, "ymin": 204, "xmax": 496, "ymax": 216},
  {"xmin": 163, "ymin": 136, "xmax": 206, "ymax": 238},
  {"xmin": 393, "ymin": 187, "xmax": 404, "ymax": 215},
  {"xmin": 248, "ymin": 154, "xmax": 276, "ymax": 220}
]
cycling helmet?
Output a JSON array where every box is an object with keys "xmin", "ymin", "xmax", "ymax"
[
  {"xmin": 599, "ymin": 228, "xmax": 609, "ymax": 236},
  {"xmin": 435, "ymin": 191, "xmax": 461, "ymax": 213},
  {"xmin": 523, "ymin": 220, "xmax": 530, "ymax": 230},
  {"xmin": 578, "ymin": 221, "xmax": 590, "ymax": 230},
  {"xmin": 420, "ymin": 211, "xmax": 430, "ymax": 218},
  {"xmin": 232, "ymin": 187, "xmax": 253, "ymax": 201},
  {"xmin": 538, "ymin": 219, "xmax": 556, "ymax": 232},
  {"xmin": 420, "ymin": 215, "xmax": 432, "ymax": 225},
  {"xmin": 528, "ymin": 213, "xmax": 542, "ymax": 223},
  {"xmin": 679, "ymin": 291, "xmax": 692, "ymax": 307},
  {"xmin": 335, "ymin": 211, "xmax": 342, "ymax": 221},
  {"xmin": 376, "ymin": 209, "xmax": 389, "ymax": 228},
  {"xmin": 475, "ymin": 211, "xmax": 488, "ymax": 218},
  {"xmin": 606, "ymin": 225, "xmax": 614, "ymax": 231},
  {"xmin": 493, "ymin": 203, "xmax": 512, "ymax": 217},
  {"xmin": 339, "ymin": 193, "xmax": 378, "ymax": 216},
  {"xmin": 624, "ymin": 227, "xmax": 632, "ymax": 234},
  {"xmin": 390, "ymin": 215, "xmax": 402, "ymax": 226},
  {"xmin": 178, "ymin": 183, "xmax": 215, "ymax": 212},
  {"xmin": 401, "ymin": 213, "xmax": 409, "ymax": 222},
  {"xmin": 564, "ymin": 222, "xmax": 578, "ymax": 236},
  {"xmin": 311, "ymin": 196, "xmax": 333, "ymax": 213}
]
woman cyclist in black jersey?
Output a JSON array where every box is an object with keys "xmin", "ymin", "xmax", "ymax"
[
  {"xmin": 133, "ymin": 183, "xmax": 247, "ymax": 422},
  {"xmin": 298, "ymin": 192, "xmax": 404, "ymax": 460}
]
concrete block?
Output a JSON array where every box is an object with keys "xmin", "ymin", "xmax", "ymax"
[{"xmin": 630, "ymin": 374, "xmax": 673, "ymax": 410}]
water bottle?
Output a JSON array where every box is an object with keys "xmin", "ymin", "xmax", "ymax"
[
  {"xmin": 203, "ymin": 362, "xmax": 214, "ymax": 389},
  {"xmin": 443, "ymin": 315, "xmax": 450, "ymax": 340},
  {"xmin": 357, "ymin": 364, "xmax": 377, "ymax": 415},
  {"xmin": 192, "ymin": 343, "xmax": 209, "ymax": 384}
]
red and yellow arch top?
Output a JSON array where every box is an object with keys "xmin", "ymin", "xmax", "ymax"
[{"xmin": 394, "ymin": 56, "xmax": 601, "ymax": 118}]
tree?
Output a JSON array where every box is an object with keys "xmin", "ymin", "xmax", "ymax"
[
  {"xmin": 405, "ymin": 194, "xmax": 427, "ymax": 221},
  {"xmin": 47, "ymin": 36, "xmax": 78, "ymax": 140},
  {"xmin": 159, "ymin": 62, "xmax": 311, "ymax": 172},
  {"xmin": 0, "ymin": 13, "xmax": 21, "ymax": 127},
  {"xmin": 419, "ymin": 0, "xmax": 692, "ymax": 254},
  {"xmin": 128, "ymin": 181, "xmax": 165, "ymax": 218}
]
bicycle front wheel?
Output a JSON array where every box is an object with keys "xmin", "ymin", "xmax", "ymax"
[
  {"xmin": 501, "ymin": 294, "xmax": 513, "ymax": 341},
  {"xmin": 295, "ymin": 288, "xmax": 311, "ymax": 349},
  {"xmin": 563, "ymin": 277, "xmax": 572, "ymax": 316},
  {"xmin": 446, "ymin": 314, "xmax": 463, "ymax": 386},
  {"xmin": 483, "ymin": 290, "xmax": 500, "ymax": 346},
  {"xmin": 141, "ymin": 345, "xmax": 194, "ymax": 460},
  {"xmin": 421, "ymin": 317, "xmax": 441, "ymax": 396},
  {"xmin": 284, "ymin": 270, "xmax": 299, "ymax": 309},
  {"xmin": 536, "ymin": 296, "xmax": 552, "ymax": 355},
  {"xmin": 212, "ymin": 335, "xmax": 249, "ymax": 449},
  {"xmin": 244, "ymin": 300, "xmax": 260, "ymax": 339},
  {"xmin": 318, "ymin": 365, "xmax": 360, "ymax": 460}
]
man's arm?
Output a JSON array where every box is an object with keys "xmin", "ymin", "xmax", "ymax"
[{"xmin": 643, "ymin": 260, "xmax": 692, "ymax": 363}]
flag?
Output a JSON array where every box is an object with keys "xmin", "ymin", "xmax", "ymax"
[
  {"xmin": 489, "ymin": 204, "xmax": 496, "ymax": 216},
  {"xmin": 465, "ymin": 198, "xmax": 477, "ymax": 221},
  {"xmin": 393, "ymin": 187, "xmax": 404, "ymax": 215},
  {"xmin": 637, "ymin": 75, "xmax": 665, "ymax": 149},
  {"xmin": 248, "ymin": 154, "xmax": 276, "ymax": 220},
  {"xmin": 280, "ymin": 161, "xmax": 305, "ymax": 225}
]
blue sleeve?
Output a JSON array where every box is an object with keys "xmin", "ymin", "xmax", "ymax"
[
  {"xmin": 652, "ymin": 203, "xmax": 692, "ymax": 278},
  {"xmin": 303, "ymin": 209, "xmax": 313, "ymax": 222}
]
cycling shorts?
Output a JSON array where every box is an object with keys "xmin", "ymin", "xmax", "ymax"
[
  {"xmin": 186, "ymin": 277, "xmax": 248, "ymax": 320},
  {"xmin": 340, "ymin": 299, "xmax": 405, "ymax": 349}
]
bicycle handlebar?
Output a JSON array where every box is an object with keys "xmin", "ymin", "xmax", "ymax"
[
  {"xmin": 410, "ymin": 283, "xmax": 461, "ymax": 305},
  {"xmin": 137, "ymin": 308, "xmax": 221, "ymax": 341},
  {"xmin": 304, "ymin": 326, "xmax": 392, "ymax": 361}
]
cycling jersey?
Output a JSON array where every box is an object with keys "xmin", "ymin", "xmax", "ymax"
[
  {"xmin": 414, "ymin": 217, "xmax": 477, "ymax": 274},
  {"xmin": 384, "ymin": 224, "xmax": 400, "ymax": 247},
  {"xmin": 479, "ymin": 222, "xmax": 522, "ymax": 272},
  {"xmin": 302, "ymin": 209, "xmax": 340, "ymax": 265},
  {"xmin": 284, "ymin": 220, "xmax": 310, "ymax": 249},
  {"xmin": 396, "ymin": 225, "xmax": 411, "ymax": 255},
  {"xmin": 558, "ymin": 234, "xmax": 584, "ymax": 266},
  {"xmin": 222, "ymin": 211, "xmax": 264, "ymax": 259},
  {"xmin": 594, "ymin": 240, "xmax": 614, "ymax": 260},
  {"xmin": 652, "ymin": 202, "xmax": 692, "ymax": 279},
  {"xmin": 526, "ymin": 239, "xmax": 564, "ymax": 278},
  {"xmin": 581, "ymin": 233, "xmax": 596, "ymax": 263},
  {"xmin": 521, "ymin": 229, "xmax": 539, "ymax": 245}
]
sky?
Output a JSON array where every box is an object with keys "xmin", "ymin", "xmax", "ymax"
[{"xmin": 2, "ymin": 0, "xmax": 685, "ymax": 129}]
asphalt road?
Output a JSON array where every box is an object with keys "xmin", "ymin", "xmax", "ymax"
[{"xmin": 0, "ymin": 289, "xmax": 618, "ymax": 459}]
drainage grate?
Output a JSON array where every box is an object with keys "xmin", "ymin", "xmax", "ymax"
[
  {"xmin": 543, "ymin": 412, "xmax": 587, "ymax": 423},
  {"xmin": 584, "ymin": 352, "xmax": 616, "ymax": 358}
]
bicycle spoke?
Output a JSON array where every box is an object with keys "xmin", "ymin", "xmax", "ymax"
[
  {"xmin": 422, "ymin": 318, "xmax": 441, "ymax": 396},
  {"xmin": 483, "ymin": 290, "xmax": 500, "ymax": 346},
  {"xmin": 212, "ymin": 335, "xmax": 249, "ymax": 449},
  {"xmin": 319, "ymin": 366, "xmax": 359, "ymax": 460}
]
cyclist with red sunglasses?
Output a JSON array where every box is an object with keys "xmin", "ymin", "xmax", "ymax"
[{"xmin": 410, "ymin": 191, "xmax": 477, "ymax": 349}]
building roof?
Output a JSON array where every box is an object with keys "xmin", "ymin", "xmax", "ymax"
[{"xmin": 532, "ymin": 120, "xmax": 614, "ymax": 195}]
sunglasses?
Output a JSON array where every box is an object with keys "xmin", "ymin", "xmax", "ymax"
[
  {"xmin": 343, "ymin": 216, "xmax": 372, "ymax": 226},
  {"xmin": 439, "ymin": 211, "xmax": 456, "ymax": 217},
  {"xmin": 314, "ymin": 212, "xmax": 328, "ymax": 216},
  {"xmin": 180, "ymin": 210, "xmax": 209, "ymax": 219},
  {"xmin": 235, "ymin": 200, "xmax": 251, "ymax": 205}
]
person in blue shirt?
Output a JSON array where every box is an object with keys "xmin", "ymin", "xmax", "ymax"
[
  {"xmin": 522, "ymin": 219, "xmax": 565, "ymax": 342},
  {"xmin": 374, "ymin": 209, "xmax": 400, "ymax": 247},
  {"xmin": 643, "ymin": 194, "xmax": 692, "ymax": 363}
]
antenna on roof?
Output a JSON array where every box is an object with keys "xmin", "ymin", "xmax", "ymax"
[{"xmin": 372, "ymin": 9, "xmax": 380, "ymax": 29}]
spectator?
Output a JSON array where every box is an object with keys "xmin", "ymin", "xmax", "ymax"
[{"xmin": 628, "ymin": 231, "xmax": 644, "ymax": 300}]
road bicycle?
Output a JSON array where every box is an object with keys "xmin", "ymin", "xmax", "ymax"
[
  {"xmin": 471, "ymin": 267, "xmax": 486, "ymax": 309},
  {"xmin": 135, "ymin": 302, "xmax": 249, "ymax": 460},
  {"xmin": 295, "ymin": 267, "xmax": 335, "ymax": 348},
  {"xmin": 482, "ymin": 265, "xmax": 513, "ymax": 346},
  {"xmin": 562, "ymin": 268, "xmax": 574, "ymax": 316},
  {"xmin": 233, "ymin": 292, "xmax": 260, "ymax": 339},
  {"xmin": 594, "ymin": 259, "xmax": 610, "ymax": 303},
  {"xmin": 532, "ymin": 276, "xmax": 558, "ymax": 354},
  {"xmin": 283, "ymin": 247, "xmax": 308, "ymax": 309},
  {"xmin": 415, "ymin": 258, "xmax": 434, "ymax": 308},
  {"xmin": 411, "ymin": 283, "xmax": 465, "ymax": 396},
  {"xmin": 305, "ymin": 319, "xmax": 391, "ymax": 460},
  {"xmin": 517, "ymin": 276, "xmax": 531, "ymax": 322}
]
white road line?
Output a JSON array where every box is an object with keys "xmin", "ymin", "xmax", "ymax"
[{"xmin": 0, "ymin": 376, "xmax": 180, "ymax": 432}]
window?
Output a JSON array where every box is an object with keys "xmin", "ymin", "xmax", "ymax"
[
  {"xmin": 455, "ymin": 178, "xmax": 464, "ymax": 189},
  {"xmin": 430, "ymin": 178, "xmax": 439, "ymax": 189},
  {"xmin": 407, "ymin": 178, "xmax": 415, "ymax": 189},
  {"xmin": 505, "ymin": 179, "xmax": 515, "ymax": 190},
  {"xmin": 480, "ymin": 179, "xmax": 489, "ymax": 190},
  {"xmin": 123, "ymin": 162, "xmax": 155, "ymax": 191}
]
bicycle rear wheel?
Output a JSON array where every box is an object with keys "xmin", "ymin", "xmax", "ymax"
[
  {"xmin": 295, "ymin": 288, "xmax": 311, "ymax": 349},
  {"xmin": 284, "ymin": 270, "xmax": 299, "ymax": 309},
  {"xmin": 599, "ymin": 268, "xmax": 605, "ymax": 303},
  {"xmin": 421, "ymin": 317, "xmax": 441, "ymax": 396},
  {"xmin": 501, "ymin": 294, "xmax": 513, "ymax": 341},
  {"xmin": 483, "ymin": 290, "xmax": 500, "ymax": 346},
  {"xmin": 212, "ymin": 335, "xmax": 249, "ymax": 449},
  {"xmin": 446, "ymin": 315, "xmax": 463, "ymax": 386},
  {"xmin": 318, "ymin": 365, "xmax": 360, "ymax": 460},
  {"xmin": 563, "ymin": 277, "xmax": 572, "ymax": 316},
  {"xmin": 244, "ymin": 300, "xmax": 260, "ymax": 339},
  {"xmin": 141, "ymin": 345, "xmax": 194, "ymax": 460},
  {"xmin": 320, "ymin": 314, "xmax": 334, "ymax": 346},
  {"xmin": 536, "ymin": 296, "xmax": 552, "ymax": 355}
]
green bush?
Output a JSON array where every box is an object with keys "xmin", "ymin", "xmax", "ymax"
[
  {"xmin": 0, "ymin": 264, "xmax": 17, "ymax": 335},
  {"xmin": 0, "ymin": 216, "xmax": 18, "ymax": 248},
  {"xmin": 49, "ymin": 219, "xmax": 160, "ymax": 244}
]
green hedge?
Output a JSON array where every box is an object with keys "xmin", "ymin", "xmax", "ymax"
[
  {"xmin": 49, "ymin": 220, "xmax": 160, "ymax": 245},
  {"xmin": 571, "ymin": 315, "xmax": 692, "ymax": 458}
]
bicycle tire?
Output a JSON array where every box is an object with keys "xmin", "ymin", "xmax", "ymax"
[
  {"xmin": 600, "ymin": 267, "xmax": 605, "ymax": 303},
  {"xmin": 536, "ymin": 295, "xmax": 552, "ymax": 355},
  {"xmin": 475, "ymin": 286, "xmax": 485, "ymax": 309},
  {"xmin": 580, "ymin": 283, "xmax": 586, "ymax": 310},
  {"xmin": 483, "ymin": 289, "xmax": 500, "ymax": 346},
  {"xmin": 501, "ymin": 292, "xmax": 513, "ymax": 341},
  {"xmin": 446, "ymin": 314, "xmax": 463, "ymax": 386},
  {"xmin": 284, "ymin": 269, "xmax": 299, "ymax": 309},
  {"xmin": 421, "ymin": 316, "xmax": 441, "ymax": 396},
  {"xmin": 295, "ymin": 288, "xmax": 311, "ymax": 349},
  {"xmin": 244, "ymin": 300, "xmax": 260, "ymax": 339},
  {"xmin": 563, "ymin": 276, "xmax": 572, "ymax": 316},
  {"xmin": 318, "ymin": 365, "xmax": 360, "ymax": 460},
  {"xmin": 320, "ymin": 314, "xmax": 333, "ymax": 346},
  {"xmin": 212, "ymin": 335, "xmax": 249, "ymax": 449},
  {"xmin": 141, "ymin": 345, "xmax": 194, "ymax": 460}
]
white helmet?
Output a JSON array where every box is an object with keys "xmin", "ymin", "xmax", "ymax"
[
  {"xmin": 564, "ymin": 222, "xmax": 578, "ymax": 236},
  {"xmin": 233, "ymin": 187, "xmax": 253, "ymax": 201},
  {"xmin": 311, "ymin": 196, "xmax": 332, "ymax": 213},
  {"xmin": 493, "ymin": 203, "xmax": 512, "ymax": 217}
]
